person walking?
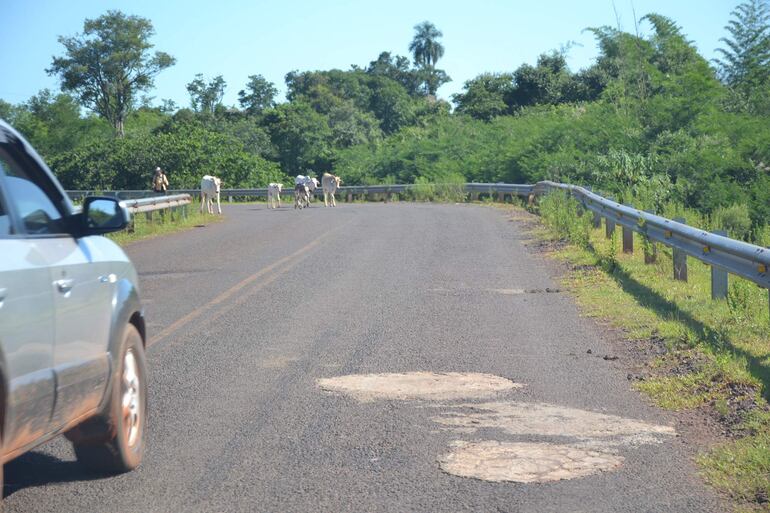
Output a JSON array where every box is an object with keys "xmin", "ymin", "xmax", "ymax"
[{"xmin": 152, "ymin": 166, "xmax": 169, "ymax": 195}]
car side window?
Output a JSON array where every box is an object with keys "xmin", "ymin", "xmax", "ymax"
[
  {"xmin": 0, "ymin": 193, "xmax": 10, "ymax": 236},
  {"xmin": 0, "ymin": 147, "xmax": 66, "ymax": 235}
]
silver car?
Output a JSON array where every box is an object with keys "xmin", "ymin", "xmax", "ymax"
[{"xmin": 0, "ymin": 119, "xmax": 147, "ymax": 491}]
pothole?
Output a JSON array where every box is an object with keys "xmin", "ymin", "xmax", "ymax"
[
  {"xmin": 432, "ymin": 401, "xmax": 676, "ymax": 446},
  {"xmin": 439, "ymin": 441, "xmax": 624, "ymax": 483},
  {"xmin": 317, "ymin": 372, "xmax": 523, "ymax": 402}
]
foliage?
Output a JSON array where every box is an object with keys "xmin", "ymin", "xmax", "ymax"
[
  {"xmin": 49, "ymin": 123, "xmax": 283, "ymax": 190},
  {"xmin": 712, "ymin": 203, "xmax": 753, "ymax": 240},
  {"xmin": 452, "ymin": 73, "xmax": 515, "ymax": 121},
  {"xmin": 538, "ymin": 191, "xmax": 592, "ymax": 249},
  {"xmin": 715, "ymin": 0, "xmax": 770, "ymax": 114},
  {"xmin": 409, "ymin": 21, "xmax": 451, "ymax": 95},
  {"xmin": 47, "ymin": 10, "xmax": 175, "ymax": 136},
  {"xmin": 238, "ymin": 75, "xmax": 278, "ymax": 115},
  {"xmin": 186, "ymin": 74, "xmax": 227, "ymax": 113}
]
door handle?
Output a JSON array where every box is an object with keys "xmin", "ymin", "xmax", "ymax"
[
  {"xmin": 0, "ymin": 287, "xmax": 6, "ymax": 307},
  {"xmin": 99, "ymin": 274, "xmax": 116, "ymax": 284},
  {"xmin": 55, "ymin": 279, "xmax": 74, "ymax": 294}
]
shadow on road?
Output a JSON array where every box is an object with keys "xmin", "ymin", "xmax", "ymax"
[{"xmin": 3, "ymin": 451, "xmax": 102, "ymax": 498}]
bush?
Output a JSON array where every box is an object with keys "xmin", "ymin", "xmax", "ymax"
[
  {"xmin": 49, "ymin": 124, "xmax": 285, "ymax": 191},
  {"xmin": 539, "ymin": 190, "xmax": 592, "ymax": 248},
  {"xmin": 711, "ymin": 203, "xmax": 752, "ymax": 240}
]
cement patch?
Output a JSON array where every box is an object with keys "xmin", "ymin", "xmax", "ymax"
[
  {"xmin": 317, "ymin": 372, "xmax": 523, "ymax": 402},
  {"xmin": 432, "ymin": 401, "xmax": 676, "ymax": 446},
  {"xmin": 439, "ymin": 441, "xmax": 624, "ymax": 483}
]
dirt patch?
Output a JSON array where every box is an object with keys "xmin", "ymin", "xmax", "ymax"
[
  {"xmin": 432, "ymin": 401, "xmax": 676, "ymax": 447},
  {"xmin": 317, "ymin": 372, "xmax": 523, "ymax": 402},
  {"xmin": 439, "ymin": 441, "xmax": 623, "ymax": 483},
  {"xmin": 710, "ymin": 382, "xmax": 769, "ymax": 438}
]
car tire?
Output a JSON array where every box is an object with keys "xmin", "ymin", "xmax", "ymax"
[{"xmin": 71, "ymin": 324, "xmax": 147, "ymax": 473}]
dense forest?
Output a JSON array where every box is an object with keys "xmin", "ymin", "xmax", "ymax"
[{"xmin": 1, "ymin": 2, "xmax": 769, "ymax": 238}]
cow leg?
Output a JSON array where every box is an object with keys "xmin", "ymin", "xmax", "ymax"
[
  {"xmin": 277, "ymin": 194, "xmax": 281, "ymax": 208},
  {"xmin": 200, "ymin": 193, "xmax": 205, "ymax": 213},
  {"xmin": 216, "ymin": 193, "xmax": 222, "ymax": 214},
  {"xmin": 332, "ymin": 193, "xmax": 336, "ymax": 207}
]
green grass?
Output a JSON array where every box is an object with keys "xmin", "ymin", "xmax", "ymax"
[
  {"xmin": 699, "ymin": 432, "xmax": 770, "ymax": 511},
  {"xmin": 519, "ymin": 193, "xmax": 770, "ymax": 512},
  {"xmin": 108, "ymin": 206, "xmax": 224, "ymax": 246}
]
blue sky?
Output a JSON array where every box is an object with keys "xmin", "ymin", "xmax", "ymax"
[{"xmin": 1, "ymin": 0, "xmax": 739, "ymax": 109}]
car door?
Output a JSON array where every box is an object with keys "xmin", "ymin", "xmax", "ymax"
[
  {"xmin": 0, "ymin": 140, "xmax": 110, "ymax": 431},
  {"xmin": 0, "ymin": 150, "xmax": 56, "ymax": 452}
]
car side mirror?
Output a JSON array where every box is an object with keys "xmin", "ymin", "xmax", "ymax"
[{"xmin": 82, "ymin": 197, "xmax": 130, "ymax": 235}]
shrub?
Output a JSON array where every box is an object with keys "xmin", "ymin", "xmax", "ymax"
[{"xmin": 711, "ymin": 203, "xmax": 752, "ymax": 240}]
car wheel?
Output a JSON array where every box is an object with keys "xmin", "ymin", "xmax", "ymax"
[{"xmin": 71, "ymin": 324, "xmax": 147, "ymax": 473}]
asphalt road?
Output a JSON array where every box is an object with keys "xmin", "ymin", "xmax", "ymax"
[{"xmin": 3, "ymin": 203, "xmax": 724, "ymax": 512}]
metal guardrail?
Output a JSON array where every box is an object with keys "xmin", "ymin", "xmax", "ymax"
[
  {"xmin": 535, "ymin": 181, "xmax": 770, "ymax": 290},
  {"xmin": 67, "ymin": 183, "xmax": 769, "ymax": 297},
  {"xmin": 66, "ymin": 183, "xmax": 534, "ymax": 201},
  {"xmin": 120, "ymin": 194, "xmax": 192, "ymax": 214}
]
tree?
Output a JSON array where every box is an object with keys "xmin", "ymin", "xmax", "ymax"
[
  {"xmin": 186, "ymin": 74, "xmax": 227, "ymax": 114},
  {"xmin": 47, "ymin": 10, "xmax": 175, "ymax": 137},
  {"xmin": 408, "ymin": 21, "xmax": 451, "ymax": 95},
  {"xmin": 715, "ymin": 0, "xmax": 770, "ymax": 112},
  {"xmin": 263, "ymin": 102, "xmax": 334, "ymax": 174},
  {"xmin": 238, "ymin": 75, "xmax": 278, "ymax": 114},
  {"xmin": 452, "ymin": 73, "xmax": 514, "ymax": 120},
  {"xmin": 366, "ymin": 52, "xmax": 422, "ymax": 96}
]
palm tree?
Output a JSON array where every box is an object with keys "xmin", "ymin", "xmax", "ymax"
[
  {"xmin": 409, "ymin": 21, "xmax": 448, "ymax": 95},
  {"xmin": 409, "ymin": 21, "xmax": 445, "ymax": 69}
]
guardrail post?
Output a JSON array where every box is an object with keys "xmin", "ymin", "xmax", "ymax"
[
  {"xmin": 346, "ymin": 192, "xmax": 352, "ymax": 202},
  {"xmin": 496, "ymin": 191, "xmax": 504, "ymax": 203},
  {"xmin": 622, "ymin": 226, "xmax": 633, "ymax": 253},
  {"xmin": 228, "ymin": 195, "xmax": 233, "ymax": 203},
  {"xmin": 711, "ymin": 230, "xmax": 728, "ymax": 299},
  {"xmin": 605, "ymin": 216, "xmax": 615, "ymax": 239},
  {"xmin": 673, "ymin": 217, "xmax": 688, "ymax": 281},
  {"xmin": 385, "ymin": 192, "xmax": 392, "ymax": 203},
  {"xmin": 643, "ymin": 210, "xmax": 657, "ymax": 263},
  {"xmin": 592, "ymin": 211, "xmax": 601, "ymax": 228}
]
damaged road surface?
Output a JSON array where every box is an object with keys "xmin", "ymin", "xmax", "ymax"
[{"xmin": 2, "ymin": 204, "xmax": 725, "ymax": 513}]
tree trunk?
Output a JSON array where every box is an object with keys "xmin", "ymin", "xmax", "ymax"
[{"xmin": 114, "ymin": 118, "xmax": 125, "ymax": 138}]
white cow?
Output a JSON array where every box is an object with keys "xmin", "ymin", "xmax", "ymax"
[
  {"xmin": 293, "ymin": 175, "xmax": 318, "ymax": 209},
  {"xmin": 321, "ymin": 173, "xmax": 342, "ymax": 207},
  {"xmin": 304, "ymin": 177, "xmax": 320, "ymax": 204},
  {"xmin": 200, "ymin": 175, "xmax": 222, "ymax": 214},
  {"xmin": 267, "ymin": 183, "xmax": 283, "ymax": 209},
  {"xmin": 294, "ymin": 182, "xmax": 309, "ymax": 209}
]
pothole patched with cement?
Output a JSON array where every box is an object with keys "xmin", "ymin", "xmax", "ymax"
[
  {"xmin": 317, "ymin": 371, "xmax": 675, "ymax": 484},
  {"xmin": 438, "ymin": 441, "xmax": 624, "ymax": 483},
  {"xmin": 432, "ymin": 401, "xmax": 675, "ymax": 447}
]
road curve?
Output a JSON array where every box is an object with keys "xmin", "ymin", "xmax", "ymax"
[{"xmin": 3, "ymin": 203, "xmax": 723, "ymax": 512}]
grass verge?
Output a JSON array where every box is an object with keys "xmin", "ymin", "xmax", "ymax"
[
  {"xmin": 108, "ymin": 207, "xmax": 224, "ymax": 246},
  {"xmin": 515, "ymin": 192, "xmax": 770, "ymax": 512}
]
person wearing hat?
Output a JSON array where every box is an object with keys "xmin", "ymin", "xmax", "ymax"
[{"xmin": 152, "ymin": 166, "xmax": 169, "ymax": 194}]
